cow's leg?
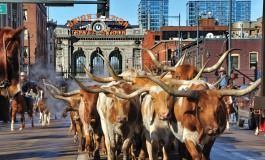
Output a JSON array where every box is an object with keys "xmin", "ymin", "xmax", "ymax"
[
  {"xmin": 39, "ymin": 112, "xmax": 42, "ymax": 124},
  {"xmin": 162, "ymin": 141, "xmax": 173, "ymax": 160},
  {"xmin": 42, "ymin": 113, "xmax": 47, "ymax": 126},
  {"xmin": 83, "ymin": 123, "xmax": 93, "ymax": 156},
  {"xmin": 28, "ymin": 109, "xmax": 34, "ymax": 128},
  {"xmin": 76, "ymin": 120, "xmax": 83, "ymax": 153},
  {"xmin": 255, "ymin": 126, "xmax": 259, "ymax": 135},
  {"xmin": 121, "ymin": 137, "xmax": 133, "ymax": 160},
  {"xmin": 150, "ymin": 133, "xmax": 159, "ymax": 160},
  {"xmin": 202, "ymin": 138, "xmax": 216, "ymax": 160},
  {"xmin": 146, "ymin": 140, "xmax": 153, "ymax": 160},
  {"xmin": 101, "ymin": 135, "xmax": 107, "ymax": 155},
  {"xmin": 47, "ymin": 112, "xmax": 51, "ymax": 125},
  {"xmin": 71, "ymin": 121, "xmax": 78, "ymax": 142},
  {"xmin": 93, "ymin": 133, "xmax": 101, "ymax": 160},
  {"xmin": 138, "ymin": 131, "xmax": 147, "ymax": 160},
  {"xmin": 184, "ymin": 139, "xmax": 201, "ymax": 160},
  {"xmin": 19, "ymin": 113, "xmax": 25, "ymax": 131},
  {"xmin": 11, "ymin": 109, "xmax": 17, "ymax": 131}
]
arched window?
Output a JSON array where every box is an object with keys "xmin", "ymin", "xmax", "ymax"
[
  {"xmin": 90, "ymin": 47, "xmax": 104, "ymax": 76},
  {"xmin": 74, "ymin": 50, "xmax": 86, "ymax": 75},
  {"xmin": 109, "ymin": 47, "xmax": 122, "ymax": 74}
]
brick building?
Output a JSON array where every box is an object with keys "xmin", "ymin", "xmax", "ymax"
[
  {"xmin": 142, "ymin": 16, "xmax": 262, "ymax": 86},
  {"xmin": 22, "ymin": 3, "xmax": 47, "ymax": 80}
]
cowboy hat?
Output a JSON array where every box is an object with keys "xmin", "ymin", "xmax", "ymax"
[
  {"xmin": 20, "ymin": 72, "xmax": 26, "ymax": 76},
  {"xmin": 218, "ymin": 67, "xmax": 226, "ymax": 72}
]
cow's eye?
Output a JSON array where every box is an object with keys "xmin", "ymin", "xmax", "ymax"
[{"xmin": 198, "ymin": 106, "xmax": 202, "ymax": 111}]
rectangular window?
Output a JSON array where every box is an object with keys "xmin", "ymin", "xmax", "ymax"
[
  {"xmin": 23, "ymin": 9, "xmax": 27, "ymax": 22},
  {"xmin": 24, "ymin": 47, "xmax": 28, "ymax": 58},
  {"xmin": 249, "ymin": 52, "xmax": 258, "ymax": 69},
  {"xmin": 250, "ymin": 52, "xmax": 258, "ymax": 62},
  {"xmin": 231, "ymin": 54, "xmax": 240, "ymax": 69},
  {"xmin": 24, "ymin": 29, "xmax": 28, "ymax": 40}
]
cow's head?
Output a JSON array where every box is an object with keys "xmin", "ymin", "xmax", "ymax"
[
  {"xmin": 79, "ymin": 86, "xmax": 100, "ymax": 124},
  {"xmin": 103, "ymin": 81, "xmax": 134, "ymax": 124},
  {"xmin": 0, "ymin": 26, "xmax": 25, "ymax": 97},
  {"xmin": 149, "ymin": 86, "xmax": 173, "ymax": 120},
  {"xmin": 172, "ymin": 64, "xmax": 198, "ymax": 80},
  {"xmin": 45, "ymin": 84, "xmax": 81, "ymax": 109}
]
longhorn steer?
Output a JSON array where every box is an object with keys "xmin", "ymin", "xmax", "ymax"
[
  {"xmin": 72, "ymin": 78, "xmax": 142, "ymax": 160},
  {"xmin": 143, "ymin": 76, "xmax": 261, "ymax": 159},
  {"xmin": 36, "ymin": 86, "xmax": 51, "ymax": 126},
  {"xmin": 46, "ymin": 85, "xmax": 84, "ymax": 152},
  {"xmin": 46, "ymin": 84, "xmax": 106, "ymax": 158}
]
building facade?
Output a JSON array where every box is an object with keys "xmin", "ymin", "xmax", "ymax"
[
  {"xmin": 138, "ymin": 0, "xmax": 169, "ymax": 31},
  {"xmin": 0, "ymin": 3, "xmax": 24, "ymax": 29},
  {"xmin": 55, "ymin": 15, "xmax": 145, "ymax": 79},
  {"xmin": 142, "ymin": 16, "xmax": 262, "ymax": 86},
  {"xmin": 186, "ymin": 0, "xmax": 251, "ymax": 26},
  {"xmin": 46, "ymin": 19, "xmax": 57, "ymax": 72},
  {"xmin": 23, "ymin": 3, "xmax": 47, "ymax": 80}
]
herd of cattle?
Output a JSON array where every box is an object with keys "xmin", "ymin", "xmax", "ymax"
[{"xmin": 0, "ymin": 26, "xmax": 261, "ymax": 160}]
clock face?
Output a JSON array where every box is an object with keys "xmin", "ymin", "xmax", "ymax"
[{"xmin": 93, "ymin": 23, "xmax": 103, "ymax": 32}]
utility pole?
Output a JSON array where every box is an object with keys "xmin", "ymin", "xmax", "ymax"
[
  {"xmin": 228, "ymin": 0, "xmax": 232, "ymax": 76},
  {"xmin": 196, "ymin": 14, "xmax": 201, "ymax": 69},
  {"xmin": 27, "ymin": 32, "xmax": 31, "ymax": 82}
]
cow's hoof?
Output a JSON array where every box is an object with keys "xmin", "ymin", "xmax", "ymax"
[
  {"xmin": 11, "ymin": 128, "xmax": 14, "ymax": 131},
  {"xmin": 38, "ymin": 120, "xmax": 41, "ymax": 124},
  {"xmin": 77, "ymin": 147, "xmax": 83, "ymax": 153},
  {"xmin": 88, "ymin": 152, "xmax": 93, "ymax": 157},
  {"xmin": 255, "ymin": 132, "xmax": 259, "ymax": 136},
  {"xmin": 101, "ymin": 149, "xmax": 107, "ymax": 155},
  {"xmin": 19, "ymin": 128, "xmax": 23, "ymax": 131},
  {"xmin": 74, "ymin": 135, "xmax": 78, "ymax": 142}
]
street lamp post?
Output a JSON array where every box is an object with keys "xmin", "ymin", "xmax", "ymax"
[
  {"xmin": 27, "ymin": 32, "xmax": 31, "ymax": 82},
  {"xmin": 228, "ymin": 0, "xmax": 232, "ymax": 76},
  {"xmin": 196, "ymin": 14, "xmax": 201, "ymax": 69}
]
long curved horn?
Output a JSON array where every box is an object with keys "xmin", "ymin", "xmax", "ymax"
[
  {"xmin": 213, "ymin": 76, "xmax": 225, "ymax": 88},
  {"xmin": 193, "ymin": 59, "xmax": 210, "ymax": 80},
  {"xmin": 45, "ymin": 83, "xmax": 80, "ymax": 97},
  {"xmin": 96, "ymin": 52, "xmax": 123, "ymax": 81},
  {"xmin": 175, "ymin": 52, "xmax": 185, "ymax": 66},
  {"xmin": 101, "ymin": 87, "xmax": 149, "ymax": 99},
  {"xmin": 46, "ymin": 86, "xmax": 71, "ymax": 102},
  {"xmin": 142, "ymin": 48, "xmax": 175, "ymax": 71},
  {"xmin": 202, "ymin": 48, "xmax": 240, "ymax": 72},
  {"xmin": 137, "ymin": 75, "xmax": 198, "ymax": 98},
  {"xmin": 69, "ymin": 74, "xmax": 105, "ymax": 93},
  {"xmin": 219, "ymin": 78, "xmax": 261, "ymax": 96},
  {"xmin": 82, "ymin": 63, "xmax": 115, "ymax": 83}
]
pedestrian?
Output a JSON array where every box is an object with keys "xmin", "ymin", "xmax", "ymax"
[
  {"xmin": 171, "ymin": 51, "xmax": 178, "ymax": 66},
  {"xmin": 217, "ymin": 67, "xmax": 228, "ymax": 89}
]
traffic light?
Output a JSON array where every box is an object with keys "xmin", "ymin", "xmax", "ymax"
[{"xmin": 97, "ymin": 0, "xmax": 109, "ymax": 17}]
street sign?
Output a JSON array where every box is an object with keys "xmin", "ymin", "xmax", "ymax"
[{"xmin": 0, "ymin": 3, "xmax": 7, "ymax": 14}]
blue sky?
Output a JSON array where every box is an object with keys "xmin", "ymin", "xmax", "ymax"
[{"xmin": 48, "ymin": 0, "xmax": 263, "ymax": 26}]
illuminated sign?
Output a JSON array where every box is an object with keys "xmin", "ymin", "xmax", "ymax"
[{"xmin": 67, "ymin": 14, "xmax": 129, "ymax": 35}]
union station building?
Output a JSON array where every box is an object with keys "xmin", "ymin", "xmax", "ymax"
[{"xmin": 55, "ymin": 14, "xmax": 145, "ymax": 79}]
